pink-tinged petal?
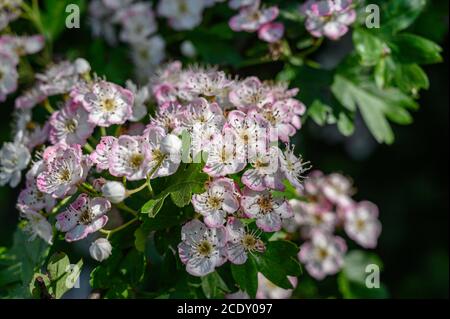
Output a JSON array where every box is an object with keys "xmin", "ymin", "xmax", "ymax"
[
  {"xmin": 186, "ymin": 256, "xmax": 216, "ymax": 276},
  {"xmin": 256, "ymin": 213, "xmax": 282, "ymax": 232},
  {"xmin": 222, "ymin": 193, "xmax": 240, "ymax": 213},
  {"xmin": 204, "ymin": 210, "xmax": 227, "ymax": 228},
  {"xmin": 242, "ymin": 169, "xmax": 267, "ymax": 191},
  {"xmin": 258, "ymin": 22, "xmax": 284, "ymax": 43},
  {"xmin": 323, "ymin": 22, "xmax": 348, "ymax": 40},
  {"xmin": 65, "ymin": 224, "xmax": 90, "ymax": 242},
  {"xmin": 227, "ymin": 242, "xmax": 248, "ymax": 265},
  {"xmin": 90, "ymin": 197, "xmax": 111, "ymax": 218}
]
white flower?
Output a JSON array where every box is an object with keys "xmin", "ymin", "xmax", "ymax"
[
  {"xmin": 0, "ymin": 52, "xmax": 18, "ymax": 102},
  {"xmin": 279, "ymin": 145, "xmax": 310, "ymax": 189},
  {"xmin": 0, "ymin": 141, "xmax": 31, "ymax": 187},
  {"xmin": 256, "ymin": 273, "xmax": 297, "ymax": 299},
  {"xmin": 226, "ymin": 217, "xmax": 265, "ymax": 264},
  {"xmin": 157, "ymin": 0, "xmax": 205, "ymax": 31},
  {"xmin": 298, "ymin": 230, "xmax": 347, "ymax": 280},
  {"xmin": 20, "ymin": 207, "xmax": 53, "ymax": 245},
  {"xmin": 130, "ymin": 35, "xmax": 166, "ymax": 81},
  {"xmin": 116, "ymin": 2, "xmax": 157, "ymax": 44},
  {"xmin": 344, "ymin": 201, "xmax": 381, "ymax": 249},
  {"xmin": 178, "ymin": 220, "xmax": 227, "ymax": 276},
  {"xmin": 125, "ymin": 80, "xmax": 149, "ymax": 122},
  {"xmin": 101, "ymin": 181, "xmax": 127, "ymax": 204},
  {"xmin": 90, "ymin": 238, "xmax": 113, "ymax": 261},
  {"xmin": 192, "ymin": 178, "xmax": 240, "ymax": 227}
]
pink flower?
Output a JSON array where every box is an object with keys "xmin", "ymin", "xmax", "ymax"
[
  {"xmin": 115, "ymin": 2, "xmax": 157, "ymax": 44},
  {"xmin": 0, "ymin": 35, "xmax": 45, "ymax": 61},
  {"xmin": 302, "ymin": 0, "xmax": 356, "ymax": 40},
  {"xmin": 240, "ymin": 188, "xmax": 293, "ymax": 232},
  {"xmin": 344, "ymin": 201, "xmax": 381, "ymax": 249},
  {"xmin": 148, "ymin": 102, "xmax": 183, "ymax": 133},
  {"xmin": 241, "ymin": 146, "xmax": 284, "ymax": 191},
  {"xmin": 49, "ymin": 101, "xmax": 95, "ymax": 145},
  {"xmin": 37, "ymin": 144, "xmax": 90, "ymax": 198},
  {"xmin": 14, "ymin": 87, "xmax": 46, "ymax": 110},
  {"xmin": 279, "ymin": 145, "xmax": 310, "ymax": 189},
  {"xmin": 258, "ymin": 22, "xmax": 284, "ymax": 43},
  {"xmin": 90, "ymin": 136, "xmax": 117, "ymax": 171},
  {"xmin": 20, "ymin": 207, "xmax": 54, "ymax": 245},
  {"xmin": 17, "ymin": 161, "xmax": 56, "ymax": 213},
  {"xmin": 178, "ymin": 219, "xmax": 227, "ymax": 276},
  {"xmin": 181, "ymin": 97, "xmax": 225, "ymax": 130},
  {"xmin": 56, "ymin": 193, "xmax": 111, "ymax": 242},
  {"xmin": 251, "ymin": 102, "xmax": 295, "ymax": 143},
  {"xmin": 229, "ymin": 77, "xmax": 273, "ymax": 111},
  {"xmin": 109, "ymin": 135, "xmax": 151, "ymax": 180},
  {"xmin": 192, "ymin": 178, "xmax": 240, "ymax": 227},
  {"xmin": 321, "ymin": 172, "xmax": 354, "ymax": 209},
  {"xmin": 226, "ymin": 217, "xmax": 265, "ymax": 264},
  {"xmin": 229, "ymin": 2, "xmax": 279, "ymax": 32},
  {"xmin": 298, "ymin": 230, "xmax": 347, "ymax": 280},
  {"xmin": 184, "ymin": 69, "xmax": 233, "ymax": 101},
  {"xmin": 71, "ymin": 80, "xmax": 133, "ymax": 127},
  {"xmin": 157, "ymin": 0, "xmax": 205, "ymax": 31}
]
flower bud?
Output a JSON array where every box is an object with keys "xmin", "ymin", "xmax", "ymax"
[
  {"xmin": 160, "ymin": 134, "xmax": 182, "ymax": 155},
  {"xmin": 75, "ymin": 58, "xmax": 91, "ymax": 74},
  {"xmin": 89, "ymin": 238, "xmax": 112, "ymax": 262},
  {"xmin": 180, "ymin": 40, "xmax": 196, "ymax": 58},
  {"xmin": 101, "ymin": 181, "xmax": 127, "ymax": 204}
]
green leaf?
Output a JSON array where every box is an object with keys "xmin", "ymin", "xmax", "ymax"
[
  {"xmin": 332, "ymin": 74, "xmax": 418, "ymax": 144},
  {"xmin": 382, "ymin": 0, "xmax": 427, "ymax": 34},
  {"xmin": 353, "ymin": 29, "xmax": 383, "ymax": 66},
  {"xmin": 231, "ymin": 258, "xmax": 258, "ymax": 298},
  {"xmin": 47, "ymin": 252, "xmax": 83, "ymax": 299},
  {"xmin": 141, "ymin": 193, "xmax": 169, "ymax": 217},
  {"xmin": 119, "ymin": 250, "xmax": 146, "ymax": 285},
  {"xmin": 394, "ymin": 64, "xmax": 430, "ymax": 94},
  {"xmin": 306, "ymin": 100, "xmax": 334, "ymax": 126},
  {"xmin": 253, "ymin": 241, "xmax": 301, "ymax": 290},
  {"xmin": 201, "ymin": 272, "xmax": 230, "ymax": 299},
  {"xmin": 388, "ymin": 34, "xmax": 443, "ymax": 64},
  {"xmin": 338, "ymin": 250, "xmax": 389, "ymax": 299},
  {"xmin": 337, "ymin": 112, "xmax": 355, "ymax": 136}
]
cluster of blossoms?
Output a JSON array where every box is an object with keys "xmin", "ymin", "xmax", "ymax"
[
  {"xmin": 89, "ymin": 0, "xmax": 165, "ymax": 81},
  {"xmin": 301, "ymin": 0, "xmax": 356, "ymax": 40},
  {"xmin": 286, "ymin": 171, "xmax": 382, "ymax": 280},
  {"xmin": 229, "ymin": 0, "xmax": 284, "ymax": 43}
]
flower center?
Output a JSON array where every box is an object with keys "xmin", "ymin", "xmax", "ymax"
[
  {"xmin": 59, "ymin": 168, "xmax": 71, "ymax": 182},
  {"xmin": 242, "ymin": 234, "xmax": 257, "ymax": 249},
  {"xmin": 356, "ymin": 219, "xmax": 366, "ymax": 231},
  {"xmin": 317, "ymin": 247, "xmax": 329, "ymax": 260},
  {"xmin": 197, "ymin": 240, "xmax": 213, "ymax": 256},
  {"xmin": 207, "ymin": 196, "xmax": 222, "ymax": 210},
  {"xmin": 0, "ymin": 70, "xmax": 3, "ymax": 81},
  {"xmin": 65, "ymin": 119, "xmax": 77, "ymax": 133},
  {"xmin": 152, "ymin": 149, "xmax": 166, "ymax": 162},
  {"xmin": 129, "ymin": 153, "xmax": 144, "ymax": 169},
  {"xmin": 79, "ymin": 208, "xmax": 94, "ymax": 225},
  {"xmin": 257, "ymin": 195, "xmax": 274, "ymax": 214},
  {"xmin": 101, "ymin": 98, "xmax": 116, "ymax": 112}
]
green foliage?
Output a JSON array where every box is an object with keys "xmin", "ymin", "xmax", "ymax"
[
  {"xmin": 338, "ymin": 250, "xmax": 388, "ymax": 299},
  {"xmin": 231, "ymin": 257, "xmax": 258, "ymax": 298}
]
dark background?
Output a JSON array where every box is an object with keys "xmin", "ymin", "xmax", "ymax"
[{"xmin": 0, "ymin": 0, "xmax": 448, "ymax": 299}]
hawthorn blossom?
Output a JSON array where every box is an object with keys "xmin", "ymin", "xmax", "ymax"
[
  {"xmin": 258, "ymin": 22, "xmax": 284, "ymax": 43},
  {"xmin": 12, "ymin": 109, "xmax": 49, "ymax": 150},
  {"xmin": 241, "ymin": 147, "xmax": 284, "ymax": 191},
  {"xmin": 182, "ymin": 98, "xmax": 225, "ymax": 130},
  {"xmin": 37, "ymin": 144, "xmax": 90, "ymax": 198},
  {"xmin": 130, "ymin": 35, "xmax": 166, "ymax": 81},
  {"xmin": 115, "ymin": 2, "xmax": 157, "ymax": 44},
  {"xmin": 302, "ymin": 0, "xmax": 356, "ymax": 40},
  {"xmin": 71, "ymin": 79, "xmax": 133, "ymax": 127},
  {"xmin": 241, "ymin": 188, "xmax": 293, "ymax": 232},
  {"xmin": 203, "ymin": 131, "xmax": 246, "ymax": 177},
  {"xmin": 49, "ymin": 101, "xmax": 95, "ymax": 145},
  {"xmin": 143, "ymin": 125, "xmax": 182, "ymax": 178},
  {"xmin": 321, "ymin": 172, "xmax": 354, "ymax": 209},
  {"xmin": 256, "ymin": 273, "xmax": 297, "ymax": 299},
  {"xmin": 17, "ymin": 161, "xmax": 56, "ymax": 213},
  {"xmin": 226, "ymin": 217, "xmax": 265, "ymax": 264},
  {"xmin": 344, "ymin": 201, "xmax": 381, "ymax": 249},
  {"xmin": 229, "ymin": 77, "xmax": 273, "ymax": 111},
  {"xmin": 229, "ymin": 0, "xmax": 257, "ymax": 10},
  {"xmin": 178, "ymin": 220, "xmax": 227, "ymax": 276},
  {"xmin": 90, "ymin": 238, "xmax": 113, "ymax": 261},
  {"xmin": 298, "ymin": 230, "xmax": 347, "ymax": 280},
  {"xmin": 157, "ymin": 0, "xmax": 205, "ymax": 31},
  {"xmin": 88, "ymin": 0, "xmax": 118, "ymax": 45},
  {"xmin": 180, "ymin": 40, "xmax": 196, "ymax": 58},
  {"xmin": 14, "ymin": 87, "xmax": 46, "ymax": 110},
  {"xmin": 0, "ymin": 141, "xmax": 31, "ymax": 187},
  {"xmin": 125, "ymin": 80, "xmax": 149, "ymax": 122},
  {"xmin": 20, "ymin": 207, "xmax": 54, "ymax": 245},
  {"xmin": 192, "ymin": 178, "xmax": 240, "ymax": 227},
  {"xmin": 101, "ymin": 181, "xmax": 127, "ymax": 204},
  {"xmin": 149, "ymin": 102, "xmax": 183, "ymax": 133},
  {"xmin": 0, "ymin": 35, "xmax": 45, "ymax": 61},
  {"xmin": 184, "ymin": 68, "xmax": 233, "ymax": 102},
  {"xmin": 90, "ymin": 136, "xmax": 117, "ymax": 170},
  {"xmin": 279, "ymin": 145, "xmax": 310, "ymax": 189},
  {"xmin": 288, "ymin": 198, "xmax": 336, "ymax": 237},
  {"xmin": 229, "ymin": 1, "xmax": 279, "ymax": 32},
  {"xmin": 0, "ymin": 52, "xmax": 18, "ymax": 102},
  {"xmin": 109, "ymin": 135, "xmax": 151, "ymax": 180},
  {"xmin": 56, "ymin": 193, "xmax": 111, "ymax": 242},
  {"xmin": 37, "ymin": 59, "xmax": 91, "ymax": 97}
]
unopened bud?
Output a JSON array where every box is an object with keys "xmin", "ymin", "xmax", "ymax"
[
  {"xmin": 101, "ymin": 181, "xmax": 127, "ymax": 204},
  {"xmin": 89, "ymin": 238, "xmax": 112, "ymax": 262}
]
